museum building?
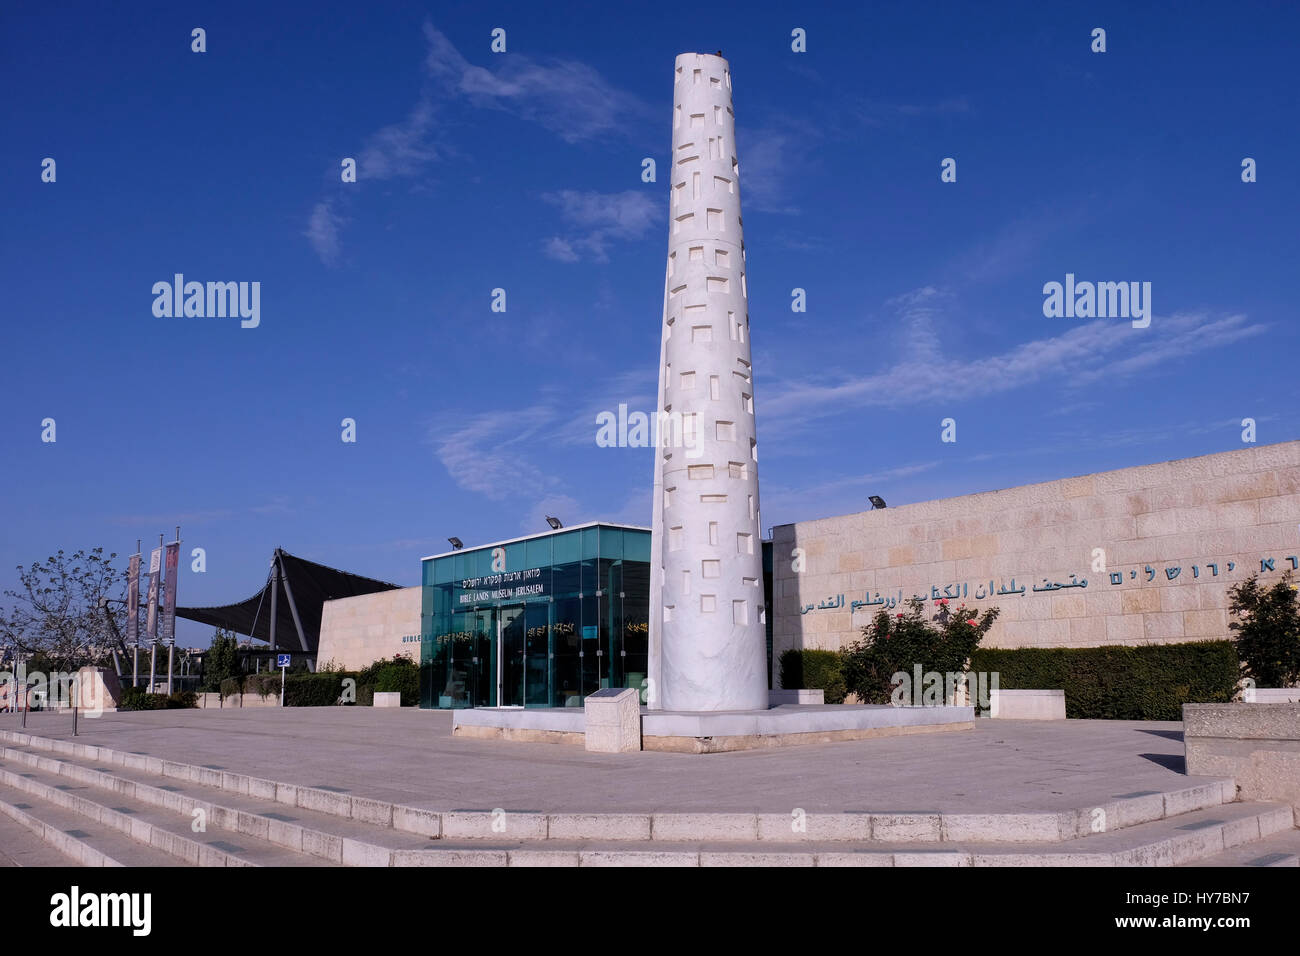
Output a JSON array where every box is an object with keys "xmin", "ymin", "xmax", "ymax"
[{"xmin": 312, "ymin": 440, "xmax": 1300, "ymax": 708}]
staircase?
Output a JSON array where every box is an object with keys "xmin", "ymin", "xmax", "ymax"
[{"xmin": 1, "ymin": 729, "xmax": 1295, "ymax": 867}]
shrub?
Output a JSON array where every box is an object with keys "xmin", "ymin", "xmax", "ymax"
[
  {"xmin": 357, "ymin": 655, "xmax": 420, "ymax": 706},
  {"xmin": 243, "ymin": 673, "xmax": 280, "ymax": 699},
  {"xmin": 283, "ymin": 672, "xmax": 358, "ymax": 707},
  {"xmin": 1228, "ymin": 572, "xmax": 1300, "ymax": 688},
  {"xmin": 118, "ymin": 688, "xmax": 196, "ymax": 710},
  {"xmin": 219, "ymin": 677, "xmax": 241, "ymax": 699},
  {"xmin": 778, "ymin": 648, "xmax": 847, "ymax": 704},
  {"xmin": 842, "ymin": 599, "xmax": 999, "ymax": 704},
  {"xmin": 969, "ymin": 640, "xmax": 1239, "ymax": 720},
  {"xmin": 118, "ymin": 686, "xmax": 159, "ymax": 710}
]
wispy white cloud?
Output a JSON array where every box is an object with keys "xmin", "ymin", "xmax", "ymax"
[
  {"xmin": 304, "ymin": 201, "xmax": 344, "ymax": 266},
  {"xmin": 422, "ymin": 24, "xmax": 655, "ymax": 144},
  {"xmin": 762, "ymin": 295, "xmax": 1267, "ymax": 433},
  {"xmin": 430, "ymin": 407, "xmax": 558, "ymax": 500},
  {"xmin": 739, "ymin": 128, "xmax": 804, "ymax": 215},
  {"xmin": 541, "ymin": 190, "xmax": 659, "ymax": 262},
  {"xmin": 357, "ymin": 98, "xmax": 442, "ymax": 180},
  {"xmin": 306, "ymin": 22, "xmax": 650, "ymax": 264}
]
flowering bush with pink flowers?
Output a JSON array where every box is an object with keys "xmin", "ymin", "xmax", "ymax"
[{"xmin": 842, "ymin": 598, "xmax": 999, "ymax": 705}]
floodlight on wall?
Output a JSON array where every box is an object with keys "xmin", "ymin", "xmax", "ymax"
[
  {"xmin": 869, "ymin": 496, "xmax": 887, "ymax": 510},
  {"xmin": 448, "ymin": 537, "xmax": 463, "ymax": 550},
  {"xmin": 545, "ymin": 516, "xmax": 563, "ymax": 530}
]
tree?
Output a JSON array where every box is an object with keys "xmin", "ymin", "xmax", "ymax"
[
  {"xmin": 0, "ymin": 548, "xmax": 125, "ymax": 671},
  {"xmin": 201, "ymin": 628, "xmax": 240, "ymax": 691},
  {"xmin": 842, "ymin": 598, "xmax": 999, "ymax": 705},
  {"xmin": 1228, "ymin": 571, "xmax": 1300, "ymax": 688}
]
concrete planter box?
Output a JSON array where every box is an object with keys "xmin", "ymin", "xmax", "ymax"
[
  {"xmin": 1249, "ymin": 688, "xmax": 1300, "ymax": 703},
  {"xmin": 987, "ymin": 689, "xmax": 1066, "ymax": 720},
  {"xmin": 769, "ymin": 689, "xmax": 825, "ymax": 706},
  {"xmin": 1184, "ymin": 703, "xmax": 1300, "ymax": 814}
]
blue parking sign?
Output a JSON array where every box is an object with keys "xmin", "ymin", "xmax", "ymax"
[{"xmin": 277, "ymin": 654, "xmax": 291, "ymax": 667}]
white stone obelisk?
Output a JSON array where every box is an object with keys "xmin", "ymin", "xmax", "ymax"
[{"xmin": 648, "ymin": 52, "xmax": 766, "ymax": 712}]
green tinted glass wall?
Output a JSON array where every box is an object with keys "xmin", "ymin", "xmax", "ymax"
[{"xmin": 420, "ymin": 525, "xmax": 652, "ymax": 709}]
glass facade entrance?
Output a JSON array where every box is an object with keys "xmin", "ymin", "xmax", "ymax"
[{"xmin": 420, "ymin": 524, "xmax": 651, "ymax": 709}]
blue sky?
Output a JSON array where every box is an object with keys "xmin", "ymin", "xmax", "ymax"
[{"xmin": 3, "ymin": 1, "xmax": 1297, "ymax": 647}]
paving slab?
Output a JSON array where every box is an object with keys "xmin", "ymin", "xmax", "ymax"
[{"xmin": 0, "ymin": 709, "xmax": 1239, "ymax": 815}]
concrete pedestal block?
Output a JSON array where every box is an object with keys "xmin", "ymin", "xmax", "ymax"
[
  {"xmin": 769, "ymin": 689, "xmax": 825, "ymax": 706},
  {"xmin": 583, "ymin": 689, "xmax": 642, "ymax": 753},
  {"xmin": 988, "ymin": 689, "xmax": 1066, "ymax": 719},
  {"xmin": 1249, "ymin": 688, "xmax": 1300, "ymax": 703},
  {"xmin": 1184, "ymin": 703, "xmax": 1300, "ymax": 815},
  {"xmin": 75, "ymin": 667, "xmax": 121, "ymax": 713},
  {"xmin": 373, "ymin": 692, "xmax": 402, "ymax": 708}
]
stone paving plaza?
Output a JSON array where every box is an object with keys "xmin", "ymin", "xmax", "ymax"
[{"xmin": 0, "ymin": 707, "xmax": 1207, "ymax": 815}]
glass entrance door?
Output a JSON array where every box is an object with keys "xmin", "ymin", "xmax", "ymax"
[{"xmin": 497, "ymin": 606, "xmax": 526, "ymax": 707}]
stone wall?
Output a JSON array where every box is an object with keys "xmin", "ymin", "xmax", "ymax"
[
  {"xmin": 316, "ymin": 587, "xmax": 422, "ymax": 671},
  {"xmin": 772, "ymin": 441, "xmax": 1300, "ymax": 662},
  {"xmin": 1184, "ymin": 703, "xmax": 1300, "ymax": 816}
]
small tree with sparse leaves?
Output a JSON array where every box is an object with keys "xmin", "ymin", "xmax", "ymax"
[
  {"xmin": 0, "ymin": 548, "xmax": 125, "ymax": 670},
  {"xmin": 1228, "ymin": 571, "xmax": 1300, "ymax": 688}
]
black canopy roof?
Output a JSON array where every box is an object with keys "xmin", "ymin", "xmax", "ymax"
[{"xmin": 177, "ymin": 548, "xmax": 401, "ymax": 653}]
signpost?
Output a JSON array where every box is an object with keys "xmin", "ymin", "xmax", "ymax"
[{"xmin": 278, "ymin": 654, "xmax": 290, "ymax": 706}]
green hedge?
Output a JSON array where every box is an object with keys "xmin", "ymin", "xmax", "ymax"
[
  {"xmin": 119, "ymin": 688, "xmax": 198, "ymax": 710},
  {"xmin": 243, "ymin": 673, "xmax": 281, "ymax": 699},
  {"xmin": 778, "ymin": 648, "xmax": 847, "ymax": 704},
  {"xmin": 357, "ymin": 656, "xmax": 420, "ymax": 707},
  {"xmin": 969, "ymin": 640, "xmax": 1239, "ymax": 720},
  {"xmin": 284, "ymin": 673, "xmax": 354, "ymax": 707}
]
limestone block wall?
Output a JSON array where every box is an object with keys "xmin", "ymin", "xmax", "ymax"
[
  {"xmin": 316, "ymin": 586, "xmax": 422, "ymax": 671},
  {"xmin": 772, "ymin": 441, "xmax": 1300, "ymax": 662}
]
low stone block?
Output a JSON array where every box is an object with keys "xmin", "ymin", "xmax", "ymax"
[
  {"xmin": 870, "ymin": 813, "xmax": 941, "ymax": 842},
  {"xmin": 548, "ymin": 813, "xmax": 651, "ymax": 841},
  {"xmin": 988, "ymin": 689, "xmax": 1066, "ymax": 720},
  {"xmin": 302, "ymin": 829, "xmax": 343, "ymax": 862},
  {"xmin": 297, "ymin": 787, "xmax": 352, "ymax": 818},
  {"xmin": 651, "ymin": 813, "xmax": 758, "ymax": 841},
  {"xmin": 341, "ymin": 837, "xmax": 392, "ymax": 867},
  {"xmin": 508, "ymin": 850, "xmax": 581, "ymax": 867},
  {"xmin": 700, "ymin": 851, "xmax": 815, "ymax": 867},
  {"xmin": 578, "ymin": 850, "xmax": 698, "ymax": 867},
  {"xmin": 393, "ymin": 805, "xmax": 441, "ymax": 838},
  {"xmin": 392, "ymin": 848, "xmax": 508, "ymax": 867},
  {"xmin": 373, "ymin": 692, "xmax": 402, "ymax": 708},
  {"xmin": 351, "ymin": 797, "xmax": 394, "ymax": 827},
  {"xmin": 768, "ymin": 689, "xmax": 825, "ymax": 706},
  {"xmin": 583, "ymin": 688, "xmax": 641, "ymax": 753}
]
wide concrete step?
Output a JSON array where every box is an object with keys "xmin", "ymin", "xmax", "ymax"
[
  {"xmin": 0, "ymin": 786, "xmax": 182, "ymax": 867},
  {"xmin": 0, "ymin": 762, "xmax": 325, "ymax": 867},
  {"xmin": 0, "ymin": 746, "xmax": 437, "ymax": 865},
  {"xmin": 0, "ymin": 733, "xmax": 1239, "ymax": 846},
  {"xmin": 1181, "ymin": 827, "xmax": 1300, "ymax": 867},
  {"xmin": 0, "ymin": 800, "xmax": 90, "ymax": 866},
  {"xmin": 4, "ymin": 736, "xmax": 1291, "ymax": 866},
  {"xmin": 350, "ymin": 803, "xmax": 1296, "ymax": 866}
]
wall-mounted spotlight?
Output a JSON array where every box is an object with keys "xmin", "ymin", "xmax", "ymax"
[
  {"xmin": 448, "ymin": 537, "xmax": 463, "ymax": 550},
  {"xmin": 868, "ymin": 495, "xmax": 887, "ymax": 510},
  {"xmin": 545, "ymin": 516, "xmax": 563, "ymax": 530}
]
